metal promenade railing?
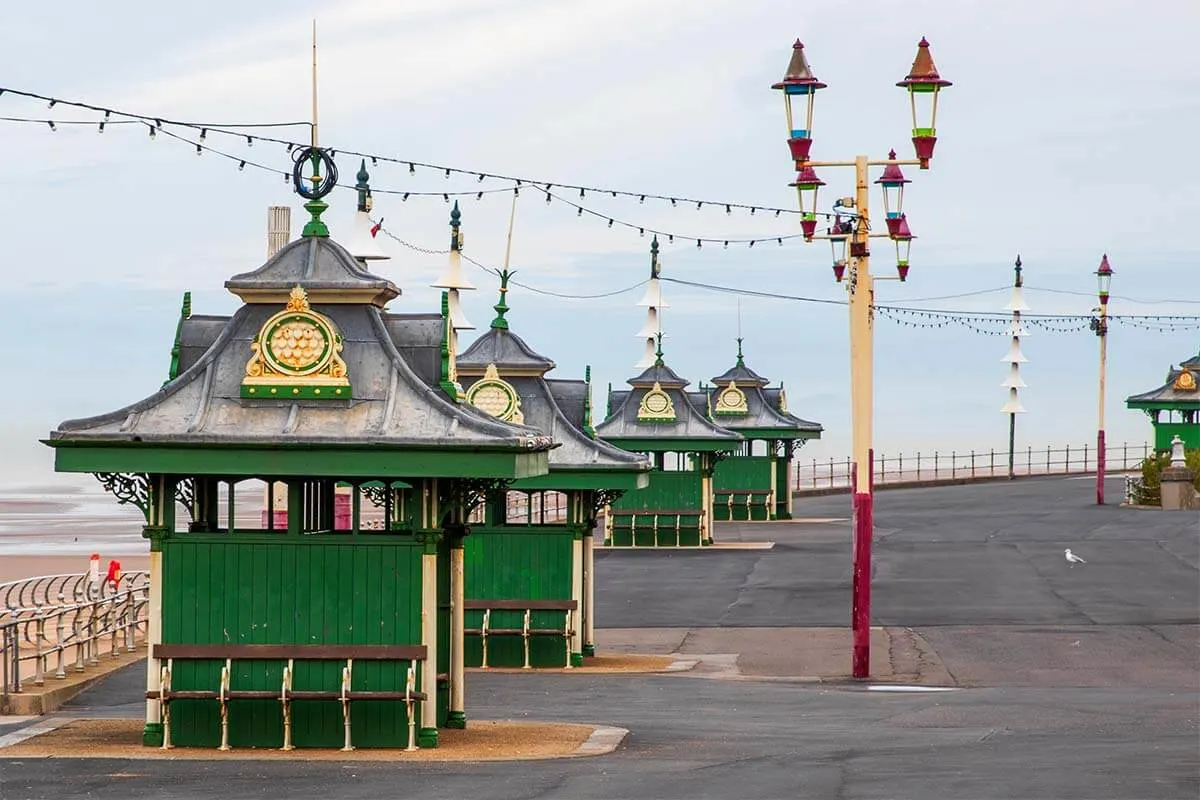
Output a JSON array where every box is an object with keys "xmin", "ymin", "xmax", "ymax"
[
  {"xmin": 1, "ymin": 571, "xmax": 150, "ymax": 705},
  {"xmin": 793, "ymin": 442, "xmax": 1153, "ymax": 492}
]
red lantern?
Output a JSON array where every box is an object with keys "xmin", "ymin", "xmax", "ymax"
[
  {"xmin": 874, "ymin": 149, "xmax": 910, "ymax": 235},
  {"xmin": 771, "ymin": 40, "xmax": 827, "ymax": 168},
  {"xmin": 893, "ymin": 214, "xmax": 914, "ymax": 280},
  {"xmin": 829, "ymin": 216, "xmax": 849, "ymax": 282},
  {"xmin": 897, "ymin": 38, "xmax": 951, "ymax": 168},
  {"xmin": 789, "ymin": 166, "xmax": 825, "ymax": 240}
]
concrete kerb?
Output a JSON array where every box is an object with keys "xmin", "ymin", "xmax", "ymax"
[
  {"xmin": 0, "ymin": 645, "xmax": 147, "ymax": 716},
  {"xmin": 0, "ymin": 717, "xmax": 631, "ymax": 762},
  {"xmin": 791, "ymin": 470, "xmax": 1139, "ymax": 498}
]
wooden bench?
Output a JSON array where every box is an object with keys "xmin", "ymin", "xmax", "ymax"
[
  {"xmin": 714, "ymin": 489, "xmax": 773, "ymax": 521},
  {"xmin": 608, "ymin": 509, "xmax": 703, "ymax": 546},
  {"xmin": 147, "ymin": 643, "xmax": 427, "ymax": 752},
  {"xmin": 463, "ymin": 600, "xmax": 576, "ymax": 669}
]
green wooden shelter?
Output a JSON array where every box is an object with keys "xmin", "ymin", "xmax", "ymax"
[
  {"xmin": 595, "ymin": 240, "xmax": 741, "ymax": 546},
  {"xmin": 457, "ymin": 271, "xmax": 651, "ymax": 666},
  {"xmin": 1125, "ymin": 348, "xmax": 1200, "ymax": 450},
  {"xmin": 44, "ymin": 200, "xmax": 554, "ymax": 750},
  {"xmin": 695, "ymin": 340, "xmax": 822, "ymax": 520}
]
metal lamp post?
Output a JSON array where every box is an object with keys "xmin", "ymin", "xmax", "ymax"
[
  {"xmin": 1092, "ymin": 254, "xmax": 1113, "ymax": 504},
  {"xmin": 1002, "ymin": 256, "xmax": 1028, "ymax": 479},
  {"xmin": 771, "ymin": 37, "xmax": 950, "ymax": 679}
]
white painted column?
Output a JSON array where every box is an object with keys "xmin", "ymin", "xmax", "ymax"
[
  {"xmin": 448, "ymin": 543, "xmax": 465, "ymax": 726},
  {"xmin": 420, "ymin": 550, "xmax": 438, "ymax": 738},
  {"xmin": 144, "ymin": 550, "xmax": 163, "ymax": 731},
  {"xmin": 570, "ymin": 533, "xmax": 583, "ymax": 665},
  {"xmin": 583, "ymin": 531, "xmax": 596, "ymax": 657}
]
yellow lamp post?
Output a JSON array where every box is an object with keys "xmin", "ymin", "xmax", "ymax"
[{"xmin": 771, "ymin": 37, "xmax": 951, "ymax": 679}]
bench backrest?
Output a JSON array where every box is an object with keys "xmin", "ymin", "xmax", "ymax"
[
  {"xmin": 153, "ymin": 644, "xmax": 427, "ymax": 661},
  {"xmin": 462, "ymin": 600, "xmax": 577, "ymax": 611}
]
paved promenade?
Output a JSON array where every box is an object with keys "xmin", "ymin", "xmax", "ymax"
[{"xmin": 1, "ymin": 476, "xmax": 1196, "ymax": 799}]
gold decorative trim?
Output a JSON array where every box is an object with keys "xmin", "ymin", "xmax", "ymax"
[
  {"xmin": 638, "ymin": 382, "xmax": 676, "ymax": 422},
  {"xmin": 714, "ymin": 381, "xmax": 748, "ymax": 416},
  {"xmin": 466, "ymin": 363, "xmax": 525, "ymax": 424},
  {"xmin": 778, "ymin": 388, "xmax": 790, "ymax": 414},
  {"xmin": 1174, "ymin": 369, "xmax": 1197, "ymax": 392},
  {"xmin": 242, "ymin": 286, "xmax": 349, "ymax": 396}
]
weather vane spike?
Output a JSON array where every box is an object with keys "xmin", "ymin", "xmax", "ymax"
[
  {"xmin": 295, "ymin": 18, "xmax": 335, "ymax": 238},
  {"xmin": 311, "ymin": 19, "xmax": 319, "ymax": 150}
]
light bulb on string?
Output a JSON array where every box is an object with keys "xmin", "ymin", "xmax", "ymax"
[
  {"xmin": 245, "ymin": 136, "xmax": 252, "ymax": 147},
  {"xmin": 199, "ymin": 128, "xmax": 207, "ymax": 141},
  {"xmin": 238, "ymin": 161, "xmax": 246, "ymax": 171},
  {"xmin": 408, "ymin": 163, "xmax": 415, "ymax": 175}
]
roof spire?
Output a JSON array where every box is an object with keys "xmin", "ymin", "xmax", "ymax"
[
  {"xmin": 736, "ymin": 337, "xmax": 745, "ymax": 367},
  {"xmin": 450, "ymin": 200, "xmax": 462, "ymax": 251},
  {"xmin": 355, "ymin": 159, "xmax": 372, "ymax": 213},
  {"xmin": 654, "ymin": 331, "xmax": 665, "ymax": 366},
  {"xmin": 736, "ymin": 298, "xmax": 744, "ymax": 366},
  {"xmin": 491, "ymin": 269, "xmax": 513, "ymax": 330},
  {"xmin": 650, "ymin": 235, "xmax": 660, "ymax": 279}
]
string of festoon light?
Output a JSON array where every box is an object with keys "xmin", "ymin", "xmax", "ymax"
[
  {"xmin": 0, "ymin": 85, "xmax": 860, "ymax": 249},
  {"xmin": 368, "ymin": 220, "xmax": 1200, "ymax": 328}
]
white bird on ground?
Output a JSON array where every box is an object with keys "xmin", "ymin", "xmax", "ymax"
[{"xmin": 1064, "ymin": 548, "xmax": 1087, "ymax": 565}]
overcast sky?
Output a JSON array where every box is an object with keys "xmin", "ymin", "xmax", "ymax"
[{"xmin": 1, "ymin": 0, "xmax": 1197, "ymax": 490}]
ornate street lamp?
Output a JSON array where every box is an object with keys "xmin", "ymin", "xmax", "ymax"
[
  {"xmin": 875, "ymin": 150, "xmax": 910, "ymax": 235},
  {"xmin": 1093, "ymin": 254, "xmax": 1113, "ymax": 504},
  {"xmin": 772, "ymin": 40, "xmax": 827, "ymax": 168},
  {"xmin": 770, "ymin": 36, "xmax": 950, "ymax": 680},
  {"xmin": 897, "ymin": 37, "xmax": 952, "ymax": 168},
  {"xmin": 1001, "ymin": 256, "xmax": 1029, "ymax": 480}
]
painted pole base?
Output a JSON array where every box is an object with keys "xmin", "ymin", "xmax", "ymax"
[
  {"xmin": 570, "ymin": 652, "xmax": 584, "ymax": 668},
  {"xmin": 417, "ymin": 727, "xmax": 439, "ymax": 749},
  {"xmin": 142, "ymin": 722, "xmax": 164, "ymax": 747},
  {"xmin": 444, "ymin": 711, "xmax": 467, "ymax": 730},
  {"xmin": 582, "ymin": 644, "xmax": 596, "ymax": 658}
]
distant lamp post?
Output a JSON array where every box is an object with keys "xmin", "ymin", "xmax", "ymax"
[
  {"xmin": 1092, "ymin": 254, "xmax": 1114, "ymax": 504},
  {"xmin": 1001, "ymin": 255, "xmax": 1028, "ymax": 480},
  {"xmin": 771, "ymin": 36, "xmax": 950, "ymax": 679}
]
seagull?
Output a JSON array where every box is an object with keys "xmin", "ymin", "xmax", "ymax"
[{"xmin": 1064, "ymin": 548, "xmax": 1087, "ymax": 566}]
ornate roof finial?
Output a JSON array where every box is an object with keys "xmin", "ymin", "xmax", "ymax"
[
  {"xmin": 491, "ymin": 269, "xmax": 514, "ymax": 330},
  {"xmin": 654, "ymin": 331, "xmax": 665, "ymax": 366},
  {"xmin": 736, "ymin": 337, "xmax": 745, "ymax": 367},
  {"xmin": 450, "ymin": 201, "xmax": 462, "ymax": 251},
  {"xmin": 355, "ymin": 159, "xmax": 372, "ymax": 213},
  {"xmin": 650, "ymin": 235, "xmax": 660, "ymax": 279},
  {"xmin": 1014, "ymin": 254, "xmax": 1023, "ymax": 288}
]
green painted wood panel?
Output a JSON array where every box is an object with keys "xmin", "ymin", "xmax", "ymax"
[
  {"xmin": 612, "ymin": 471, "xmax": 703, "ymax": 513},
  {"xmin": 161, "ymin": 536, "xmax": 424, "ymax": 748},
  {"xmin": 463, "ymin": 528, "xmax": 574, "ymax": 667}
]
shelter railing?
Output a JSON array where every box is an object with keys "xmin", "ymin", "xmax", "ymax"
[
  {"xmin": 1, "ymin": 571, "xmax": 150, "ymax": 705},
  {"xmin": 793, "ymin": 442, "xmax": 1152, "ymax": 492}
]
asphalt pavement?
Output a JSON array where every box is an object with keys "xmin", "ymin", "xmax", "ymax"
[{"xmin": 1, "ymin": 476, "xmax": 1196, "ymax": 799}]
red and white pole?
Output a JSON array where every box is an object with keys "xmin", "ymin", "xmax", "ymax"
[{"xmin": 849, "ymin": 155, "xmax": 876, "ymax": 679}]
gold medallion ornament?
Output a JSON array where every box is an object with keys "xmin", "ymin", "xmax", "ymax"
[
  {"xmin": 637, "ymin": 382, "xmax": 676, "ymax": 422},
  {"xmin": 1173, "ymin": 369, "xmax": 1197, "ymax": 392},
  {"xmin": 242, "ymin": 286, "xmax": 350, "ymax": 399},
  {"xmin": 465, "ymin": 364, "xmax": 525, "ymax": 424},
  {"xmin": 715, "ymin": 381, "xmax": 749, "ymax": 416}
]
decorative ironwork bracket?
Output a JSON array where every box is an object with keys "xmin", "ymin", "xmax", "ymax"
[{"xmin": 92, "ymin": 473, "xmax": 151, "ymax": 522}]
